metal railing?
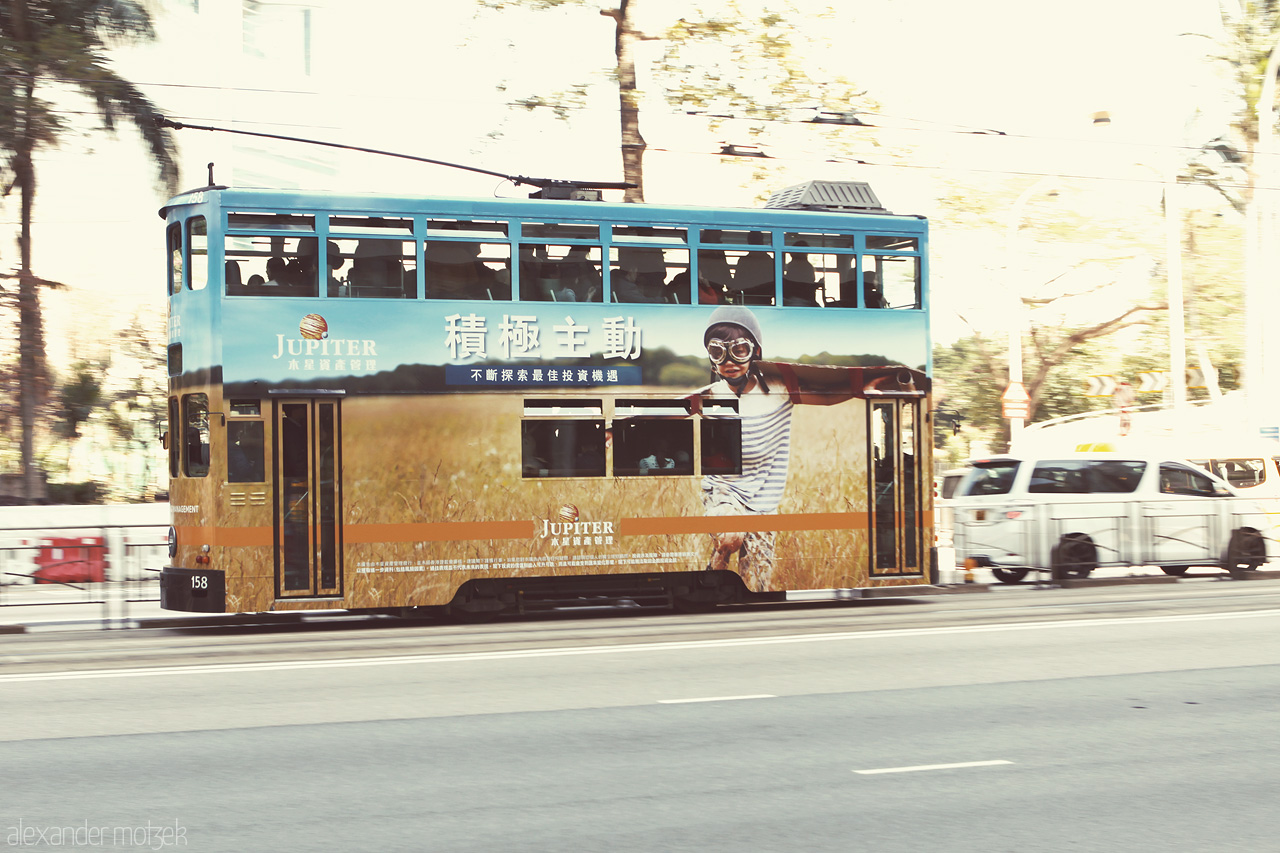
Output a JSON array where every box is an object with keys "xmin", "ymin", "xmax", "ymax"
[{"xmin": 0, "ymin": 523, "xmax": 168, "ymax": 628}]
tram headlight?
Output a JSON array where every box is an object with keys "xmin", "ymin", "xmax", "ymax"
[{"xmin": 168, "ymin": 526, "xmax": 177, "ymax": 559}]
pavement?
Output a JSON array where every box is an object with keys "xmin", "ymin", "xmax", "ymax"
[{"xmin": 1, "ymin": 542, "xmax": 1267, "ymax": 633}]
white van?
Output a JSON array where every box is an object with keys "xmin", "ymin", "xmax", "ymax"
[
  {"xmin": 951, "ymin": 454, "xmax": 1273, "ymax": 583},
  {"xmin": 933, "ymin": 467, "xmax": 969, "ymax": 547}
]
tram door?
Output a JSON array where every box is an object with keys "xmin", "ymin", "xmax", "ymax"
[
  {"xmin": 869, "ymin": 399, "xmax": 925, "ymax": 576},
  {"xmin": 274, "ymin": 398, "xmax": 343, "ymax": 598}
]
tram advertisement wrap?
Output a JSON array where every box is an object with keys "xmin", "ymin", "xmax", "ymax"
[
  {"xmin": 195, "ymin": 302, "xmax": 929, "ymax": 609},
  {"xmin": 216, "ymin": 301, "xmax": 927, "ymax": 394}
]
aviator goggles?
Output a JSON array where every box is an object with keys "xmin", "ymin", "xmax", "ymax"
[{"xmin": 706, "ymin": 337, "xmax": 756, "ymax": 365}]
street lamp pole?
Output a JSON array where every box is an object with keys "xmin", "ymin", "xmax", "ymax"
[
  {"xmin": 1246, "ymin": 35, "xmax": 1280, "ymax": 432},
  {"xmin": 1003, "ymin": 176, "xmax": 1058, "ymax": 442},
  {"xmin": 1164, "ymin": 170, "xmax": 1187, "ymax": 410},
  {"xmin": 1093, "ymin": 112, "xmax": 1187, "ymax": 409}
]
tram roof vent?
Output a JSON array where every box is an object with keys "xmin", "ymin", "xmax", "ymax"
[{"xmin": 764, "ymin": 180, "xmax": 889, "ymax": 214}]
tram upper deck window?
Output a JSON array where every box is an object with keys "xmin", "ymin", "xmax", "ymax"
[
  {"xmin": 187, "ymin": 217, "xmax": 208, "ymax": 291},
  {"xmin": 228, "ymin": 212, "xmax": 315, "ymax": 232},
  {"xmin": 427, "ymin": 218, "xmax": 507, "ymax": 240},
  {"xmin": 865, "ymin": 254, "xmax": 921, "ymax": 309},
  {"xmin": 609, "ymin": 245, "xmax": 689, "ymax": 304},
  {"xmin": 866, "ymin": 235, "xmax": 919, "ymax": 254},
  {"xmin": 224, "ymin": 234, "xmax": 329, "ymax": 297},
  {"xmin": 695, "ymin": 230, "xmax": 775, "ymax": 306},
  {"xmin": 167, "ymin": 223, "xmax": 182, "ymax": 295},
  {"xmin": 518, "ymin": 243, "xmax": 603, "ymax": 302},
  {"xmin": 784, "ymin": 232, "xmax": 855, "ymax": 251},
  {"xmin": 521, "ymin": 222, "xmax": 601, "ymax": 242},
  {"xmin": 328, "ymin": 215, "xmax": 412, "ymax": 237},
  {"xmin": 425, "ymin": 219, "xmax": 511, "ymax": 301},
  {"xmin": 613, "ymin": 224, "xmax": 687, "ymax": 245},
  {"xmin": 331, "ymin": 238, "xmax": 415, "ymax": 298}
]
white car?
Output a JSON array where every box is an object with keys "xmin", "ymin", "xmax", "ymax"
[{"xmin": 951, "ymin": 454, "xmax": 1273, "ymax": 583}]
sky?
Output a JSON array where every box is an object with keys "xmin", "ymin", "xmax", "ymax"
[{"xmin": 18, "ymin": 0, "xmax": 1241, "ymax": 370}]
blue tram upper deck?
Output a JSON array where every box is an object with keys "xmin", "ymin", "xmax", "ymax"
[{"xmin": 162, "ymin": 182, "xmax": 929, "ymax": 395}]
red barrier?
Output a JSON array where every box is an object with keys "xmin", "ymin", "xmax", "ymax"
[{"xmin": 32, "ymin": 537, "xmax": 106, "ymax": 584}]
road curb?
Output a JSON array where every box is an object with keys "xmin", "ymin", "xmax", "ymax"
[{"xmin": 1055, "ymin": 575, "xmax": 1180, "ymax": 588}]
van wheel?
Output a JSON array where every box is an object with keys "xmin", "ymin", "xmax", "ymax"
[
  {"xmin": 991, "ymin": 567, "xmax": 1030, "ymax": 584},
  {"xmin": 1223, "ymin": 528, "xmax": 1266, "ymax": 579},
  {"xmin": 1051, "ymin": 533, "xmax": 1097, "ymax": 580}
]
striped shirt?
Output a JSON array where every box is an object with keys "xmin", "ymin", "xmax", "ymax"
[{"xmin": 703, "ymin": 380, "xmax": 795, "ymax": 513}]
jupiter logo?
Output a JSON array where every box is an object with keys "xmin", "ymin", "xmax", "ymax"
[
  {"xmin": 300, "ymin": 314, "xmax": 328, "ymax": 340},
  {"xmin": 273, "ymin": 316, "xmax": 378, "ymax": 360}
]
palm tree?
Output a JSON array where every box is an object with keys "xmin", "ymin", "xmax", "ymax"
[{"xmin": 0, "ymin": 0, "xmax": 179, "ymax": 503}]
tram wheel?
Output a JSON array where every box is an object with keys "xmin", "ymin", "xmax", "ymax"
[
  {"xmin": 1050, "ymin": 533, "xmax": 1097, "ymax": 580},
  {"xmin": 990, "ymin": 567, "xmax": 1030, "ymax": 584}
]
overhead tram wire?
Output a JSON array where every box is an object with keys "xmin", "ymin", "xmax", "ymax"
[{"xmin": 156, "ymin": 117, "xmax": 636, "ymax": 194}]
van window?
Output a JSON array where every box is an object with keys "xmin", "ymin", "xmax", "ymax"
[
  {"xmin": 1028, "ymin": 459, "xmax": 1145, "ymax": 494},
  {"xmin": 1211, "ymin": 458, "xmax": 1265, "ymax": 489},
  {"xmin": 940, "ymin": 471, "xmax": 965, "ymax": 500},
  {"xmin": 1159, "ymin": 463, "xmax": 1224, "ymax": 496},
  {"xmin": 961, "ymin": 460, "xmax": 1019, "ymax": 496}
]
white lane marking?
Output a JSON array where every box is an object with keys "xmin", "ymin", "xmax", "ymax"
[
  {"xmin": 658, "ymin": 694, "xmax": 776, "ymax": 704},
  {"xmin": 4, "ymin": 607, "xmax": 1280, "ymax": 684},
  {"xmin": 855, "ymin": 760, "xmax": 1013, "ymax": 775}
]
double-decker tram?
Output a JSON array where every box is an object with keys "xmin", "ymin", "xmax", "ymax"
[{"xmin": 158, "ymin": 178, "xmax": 934, "ymax": 616}]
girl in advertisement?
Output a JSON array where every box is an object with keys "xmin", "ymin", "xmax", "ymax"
[
  {"xmin": 698, "ymin": 306, "xmax": 893, "ymax": 591},
  {"xmin": 698, "ymin": 306, "xmax": 792, "ymax": 591}
]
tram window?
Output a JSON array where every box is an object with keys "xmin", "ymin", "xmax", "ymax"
[
  {"xmin": 426, "ymin": 218, "xmax": 508, "ymax": 240},
  {"xmin": 867, "ymin": 235, "xmax": 919, "ymax": 253},
  {"xmin": 524, "ymin": 399, "xmax": 603, "ymax": 417},
  {"xmin": 228, "ymin": 212, "xmax": 314, "ymax": 232},
  {"xmin": 167, "ymin": 344, "xmax": 182, "ymax": 378},
  {"xmin": 612, "ymin": 224, "xmax": 687, "ymax": 245},
  {"xmin": 901, "ymin": 404, "xmax": 918, "ymax": 568},
  {"xmin": 228, "ymin": 399, "xmax": 261, "ymax": 416},
  {"xmin": 871, "ymin": 402, "xmax": 897, "ymax": 569},
  {"xmin": 701, "ymin": 418, "xmax": 742, "ymax": 476},
  {"xmin": 167, "ymin": 397, "xmax": 179, "ymax": 478},
  {"xmin": 335, "ymin": 238, "xmax": 415, "ymax": 299},
  {"xmin": 328, "ymin": 215, "xmax": 413, "ymax": 237},
  {"xmin": 699, "ymin": 228, "xmax": 772, "ymax": 246},
  {"xmin": 611, "ymin": 246, "xmax": 689, "ymax": 304},
  {"xmin": 613, "ymin": 399, "xmax": 694, "ymax": 477},
  {"xmin": 784, "ymin": 232, "xmax": 854, "ymax": 251},
  {"xmin": 224, "ymin": 235, "xmax": 326, "ymax": 297},
  {"xmin": 521, "ymin": 419, "xmax": 607, "ymax": 478},
  {"xmin": 866, "ymin": 255, "xmax": 921, "ymax": 309},
  {"xmin": 781, "ymin": 245, "xmax": 834, "ymax": 308},
  {"xmin": 182, "ymin": 393, "xmax": 210, "ymax": 478},
  {"xmin": 517, "ymin": 243, "xmax": 603, "ymax": 303},
  {"xmin": 613, "ymin": 419, "xmax": 693, "ymax": 477},
  {"xmin": 724, "ymin": 246, "xmax": 775, "ymax": 306},
  {"xmin": 227, "ymin": 421, "xmax": 266, "ymax": 483},
  {"xmin": 187, "ymin": 217, "xmax": 208, "ymax": 291},
  {"xmin": 521, "ymin": 222, "xmax": 600, "ymax": 242},
  {"xmin": 697, "ymin": 248, "xmax": 732, "ymax": 304},
  {"xmin": 167, "ymin": 224, "xmax": 182, "ymax": 295}
]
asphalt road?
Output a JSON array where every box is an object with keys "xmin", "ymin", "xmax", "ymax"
[{"xmin": 4, "ymin": 582, "xmax": 1280, "ymax": 852}]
